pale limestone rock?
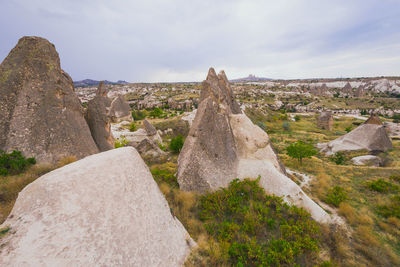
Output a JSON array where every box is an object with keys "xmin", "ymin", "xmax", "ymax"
[
  {"xmin": 351, "ymin": 155, "xmax": 382, "ymax": 166},
  {"xmin": 0, "ymin": 147, "xmax": 195, "ymax": 266}
]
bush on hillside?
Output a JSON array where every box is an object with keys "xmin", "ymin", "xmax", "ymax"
[
  {"xmin": 329, "ymin": 152, "xmax": 346, "ymax": 165},
  {"xmin": 0, "ymin": 150, "xmax": 36, "ymax": 176},
  {"xmin": 325, "ymin": 186, "xmax": 347, "ymax": 207},
  {"xmin": 131, "ymin": 110, "xmax": 146, "ymax": 120},
  {"xmin": 198, "ymin": 178, "xmax": 320, "ymax": 266},
  {"xmin": 367, "ymin": 179, "xmax": 399, "ymax": 193},
  {"xmin": 169, "ymin": 135, "xmax": 184, "ymax": 153}
]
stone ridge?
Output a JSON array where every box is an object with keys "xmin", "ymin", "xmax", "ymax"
[{"xmin": 0, "ymin": 36, "xmax": 99, "ymax": 162}]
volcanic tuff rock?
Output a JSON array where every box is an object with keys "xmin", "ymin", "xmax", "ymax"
[
  {"xmin": 318, "ymin": 114, "xmax": 393, "ymax": 155},
  {"xmin": 143, "ymin": 119, "xmax": 157, "ymax": 136},
  {"xmin": 177, "ymin": 68, "xmax": 330, "ymax": 223},
  {"xmin": 317, "ymin": 111, "xmax": 333, "ymax": 130},
  {"xmin": 0, "ymin": 147, "xmax": 195, "ymax": 266},
  {"xmin": 85, "ymin": 81, "xmax": 114, "ymax": 151},
  {"xmin": 109, "ymin": 95, "xmax": 132, "ymax": 122},
  {"xmin": 0, "ymin": 36, "xmax": 98, "ymax": 163}
]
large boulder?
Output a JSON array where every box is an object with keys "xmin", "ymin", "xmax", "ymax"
[
  {"xmin": 0, "ymin": 147, "xmax": 195, "ymax": 266},
  {"xmin": 177, "ymin": 68, "xmax": 330, "ymax": 223},
  {"xmin": 85, "ymin": 81, "xmax": 114, "ymax": 151},
  {"xmin": 109, "ymin": 95, "xmax": 132, "ymax": 122},
  {"xmin": 0, "ymin": 36, "xmax": 98, "ymax": 163},
  {"xmin": 318, "ymin": 114, "xmax": 393, "ymax": 155}
]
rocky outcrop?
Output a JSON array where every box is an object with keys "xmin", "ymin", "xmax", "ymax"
[
  {"xmin": 0, "ymin": 36, "xmax": 98, "ymax": 163},
  {"xmin": 177, "ymin": 68, "xmax": 330, "ymax": 223},
  {"xmin": 351, "ymin": 155, "xmax": 382, "ymax": 167},
  {"xmin": 143, "ymin": 119, "xmax": 157, "ymax": 135},
  {"xmin": 109, "ymin": 95, "xmax": 132, "ymax": 122},
  {"xmin": 384, "ymin": 121, "xmax": 400, "ymax": 139},
  {"xmin": 318, "ymin": 114, "xmax": 393, "ymax": 155},
  {"xmin": 317, "ymin": 111, "xmax": 333, "ymax": 130},
  {"xmin": 85, "ymin": 82, "xmax": 114, "ymax": 151},
  {"xmin": 0, "ymin": 147, "xmax": 195, "ymax": 266}
]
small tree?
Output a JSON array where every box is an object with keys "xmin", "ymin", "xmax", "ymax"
[
  {"xmin": 169, "ymin": 135, "xmax": 184, "ymax": 153},
  {"xmin": 286, "ymin": 140, "xmax": 317, "ymax": 164}
]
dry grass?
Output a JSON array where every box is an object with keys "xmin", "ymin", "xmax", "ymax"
[
  {"xmin": 338, "ymin": 203, "xmax": 357, "ymax": 225},
  {"xmin": 0, "ymin": 164, "xmax": 54, "ymax": 223}
]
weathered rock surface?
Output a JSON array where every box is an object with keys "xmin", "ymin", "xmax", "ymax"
[
  {"xmin": 136, "ymin": 138, "xmax": 168, "ymax": 163},
  {"xmin": 317, "ymin": 111, "xmax": 333, "ymax": 130},
  {"xmin": 0, "ymin": 147, "xmax": 195, "ymax": 266},
  {"xmin": 143, "ymin": 119, "xmax": 157, "ymax": 136},
  {"xmin": 178, "ymin": 68, "xmax": 330, "ymax": 223},
  {"xmin": 384, "ymin": 121, "xmax": 400, "ymax": 138},
  {"xmin": 0, "ymin": 36, "xmax": 98, "ymax": 163},
  {"xmin": 318, "ymin": 114, "xmax": 393, "ymax": 155},
  {"xmin": 109, "ymin": 95, "xmax": 132, "ymax": 122},
  {"xmin": 351, "ymin": 155, "xmax": 382, "ymax": 167},
  {"xmin": 85, "ymin": 81, "xmax": 114, "ymax": 151}
]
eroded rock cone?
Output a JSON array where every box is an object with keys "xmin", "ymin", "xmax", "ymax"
[
  {"xmin": 85, "ymin": 81, "xmax": 114, "ymax": 151},
  {"xmin": 0, "ymin": 147, "xmax": 195, "ymax": 266},
  {"xmin": 178, "ymin": 68, "xmax": 330, "ymax": 223},
  {"xmin": 0, "ymin": 36, "xmax": 98, "ymax": 163},
  {"xmin": 109, "ymin": 95, "xmax": 132, "ymax": 122}
]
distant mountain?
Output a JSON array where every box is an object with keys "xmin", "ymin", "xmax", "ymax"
[
  {"xmin": 73, "ymin": 79, "xmax": 129, "ymax": 87},
  {"xmin": 230, "ymin": 74, "xmax": 272, "ymax": 82}
]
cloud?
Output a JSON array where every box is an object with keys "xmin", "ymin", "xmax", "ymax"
[{"xmin": 0, "ymin": 0, "xmax": 399, "ymax": 82}]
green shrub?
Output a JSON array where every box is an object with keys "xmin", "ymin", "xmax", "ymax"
[
  {"xmin": 294, "ymin": 115, "xmax": 301, "ymax": 121},
  {"xmin": 329, "ymin": 152, "xmax": 346, "ymax": 165},
  {"xmin": 325, "ymin": 186, "xmax": 347, "ymax": 207},
  {"xmin": 114, "ymin": 136, "xmax": 129, "ymax": 148},
  {"xmin": 129, "ymin": 122, "xmax": 137, "ymax": 132},
  {"xmin": 345, "ymin": 126, "xmax": 352, "ymax": 133},
  {"xmin": 150, "ymin": 166, "xmax": 179, "ymax": 188},
  {"xmin": 286, "ymin": 140, "xmax": 317, "ymax": 164},
  {"xmin": 367, "ymin": 179, "xmax": 399, "ymax": 193},
  {"xmin": 149, "ymin": 107, "xmax": 163, "ymax": 118},
  {"xmin": 169, "ymin": 135, "xmax": 184, "ymax": 153},
  {"xmin": 377, "ymin": 195, "xmax": 400, "ymax": 218},
  {"xmin": 0, "ymin": 150, "xmax": 36, "ymax": 176},
  {"xmin": 199, "ymin": 178, "xmax": 320, "ymax": 266},
  {"xmin": 131, "ymin": 110, "xmax": 146, "ymax": 120}
]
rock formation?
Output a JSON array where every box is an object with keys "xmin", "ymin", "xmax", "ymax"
[
  {"xmin": 0, "ymin": 147, "xmax": 195, "ymax": 266},
  {"xmin": 177, "ymin": 68, "xmax": 330, "ymax": 223},
  {"xmin": 109, "ymin": 95, "xmax": 132, "ymax": 122},
  {"xmin": 143, "ymin": 119, "xmax": 157, "ymax": 136},
  {"xmin": 318, "ymin": 114, "xmax": 393, "ymax": 155},
  {"xmin": 85, "ymin": 81, "xmax": 114, "ymax": 151},
  {"xmin": 351, "ymin": 155, "xmax": 382, "ymax": 167},
  {"xmin": 317, "ymin": 111, "xmax": 333, "ymax": 130},
  {"xmin": 384, "ymin": 121, "xmax": 400, "ymax": 139},
  {"xmin": 0, "ymin": 36, "xmax": 98, "ymax": 163}
]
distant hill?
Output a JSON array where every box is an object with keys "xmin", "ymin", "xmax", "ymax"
[
  {"xmin": 230, "ymin": 74, "xmax": 272, "ymax": 82},
  {"xmin": 73, "ymin": 79, "xmax": 129, "ymax": 87}
]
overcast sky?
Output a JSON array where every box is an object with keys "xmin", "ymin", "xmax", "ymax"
[{"xmin": 1, "ymin": 0, "xmax": 400, "ymax": 82}]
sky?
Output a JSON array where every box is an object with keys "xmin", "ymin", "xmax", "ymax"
[{"xmin": 1, "ymin": 0, "xmax": 400, "ymax": 82}]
